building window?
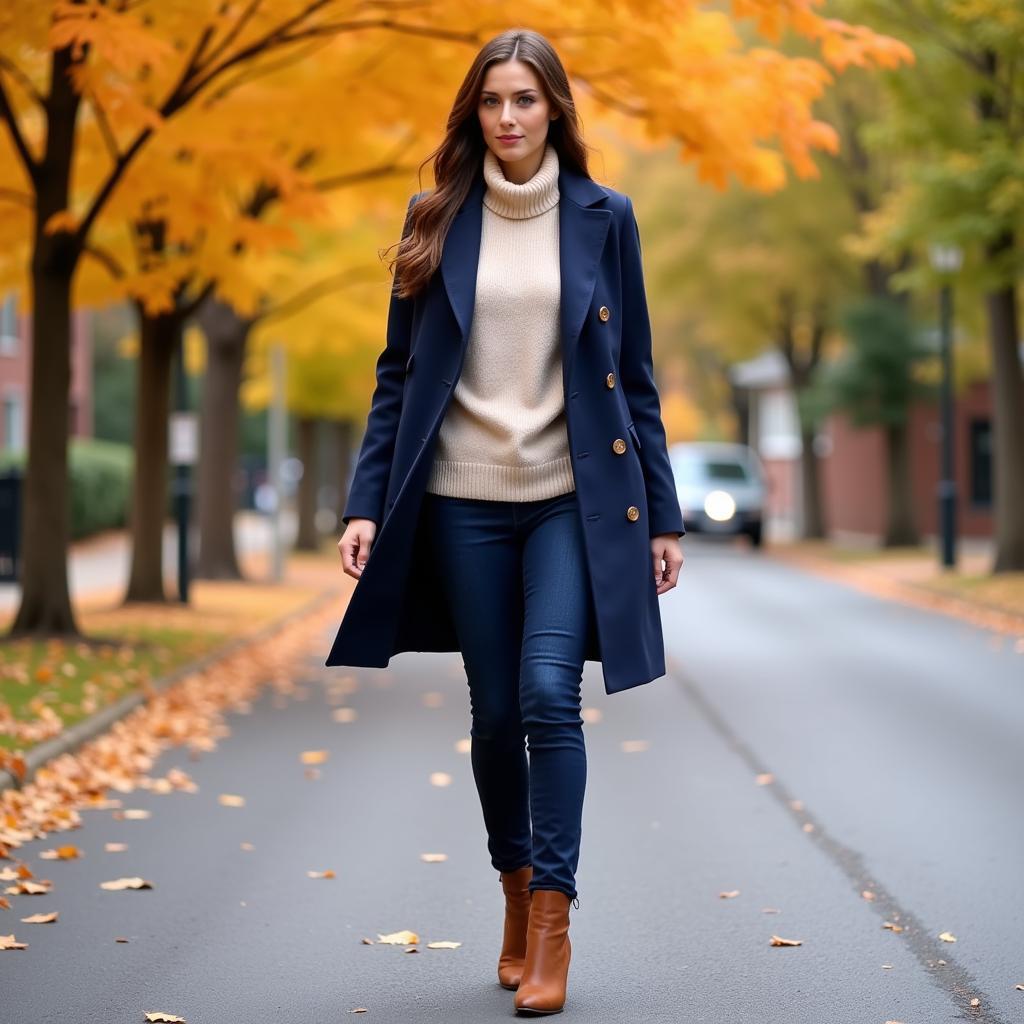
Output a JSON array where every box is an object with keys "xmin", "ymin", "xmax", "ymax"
[
  {"xmin": 969, "ymin": 418, "xmax": 992, "ymax": 508},
  {"xmin": 0, "ymin": 294, "xmax": 17, "ymax": 356},
  {"xmin": 2, "ymin": 394, "xmax": 24, "ymax": 452}
]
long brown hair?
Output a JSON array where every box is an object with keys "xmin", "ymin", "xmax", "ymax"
[{"xmin": 387, "ymin": 28, "xmax": 593, "ymax": 300}]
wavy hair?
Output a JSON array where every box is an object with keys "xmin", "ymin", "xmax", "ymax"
[{"xmin": 386, "ymin": 28, "xmax": 593, "ymax": 300}]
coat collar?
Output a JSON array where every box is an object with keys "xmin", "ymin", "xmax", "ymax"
[{"xmin": 440, "ymin": 157, "xmax": 613, "ymax": 383}]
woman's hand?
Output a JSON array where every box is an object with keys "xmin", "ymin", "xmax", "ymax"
[
  {"xmin": 338, "ymin": 518, "xmax": 378, "ymax": 580},
  {"xmin": 651, "ymin": 534, "xmax": 684, "ymax": 596}
]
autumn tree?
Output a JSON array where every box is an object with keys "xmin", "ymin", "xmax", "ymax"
[{"xmin": 0, "ymin": 0, "xmax": 912, "ymax": 636}]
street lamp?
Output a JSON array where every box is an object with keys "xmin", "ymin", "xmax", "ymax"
[{"xmin": 928, "ymin": 242, "xmax": 963, "ymax": 570}]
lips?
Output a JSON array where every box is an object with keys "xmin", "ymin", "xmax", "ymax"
[{"xmin": 498, "ymin": 135, "xmax": 522, "ymax": 141}]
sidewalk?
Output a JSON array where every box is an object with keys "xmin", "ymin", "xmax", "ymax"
[
  {"xmin": 0, "ymin": 523, "xmax": 349, "ymax": 796},
  {"xmin": 768, "ymin": 536, "xmax": 1024, "ymax": 640}
]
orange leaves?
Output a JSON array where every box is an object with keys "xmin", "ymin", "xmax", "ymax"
[{"xmin": 769, "ymin": 934, "xmax": 803, "ymax": 946}]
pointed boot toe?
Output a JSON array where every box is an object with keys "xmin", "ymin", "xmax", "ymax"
[
  {"xmin": 497, "ymin": 864, "xmax": 533, "ymax": 990},
  {"xmin": 513, "ymin": 888, "xmax": 573, "ymax": 1015}
]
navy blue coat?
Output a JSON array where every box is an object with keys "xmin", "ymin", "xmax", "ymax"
[{"xmin": 325, "ymin": 161, "xmax": 685, "ymax": 694}]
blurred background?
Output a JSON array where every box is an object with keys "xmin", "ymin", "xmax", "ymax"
[{"xmin": 1, "ymin": 5, "xmax": 1022, "ymax": 1021}]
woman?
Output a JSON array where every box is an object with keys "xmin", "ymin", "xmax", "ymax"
[{"xmin": 332, "ymin": 28, "xmax": 685, "ymax": 1016}]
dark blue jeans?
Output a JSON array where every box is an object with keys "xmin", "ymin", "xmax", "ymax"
[{"xmin": 422, "ymin": 488, "xmax": 590, "ymax": 904}]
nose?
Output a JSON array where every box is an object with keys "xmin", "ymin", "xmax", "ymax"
[{"xmin": 500, "ymin": 101, "xmax": 517, "ymax": 126}]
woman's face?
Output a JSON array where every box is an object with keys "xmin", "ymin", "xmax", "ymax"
[{"xmin": 478, "ymin": 59, "xmax": 558, "ymax": 183}]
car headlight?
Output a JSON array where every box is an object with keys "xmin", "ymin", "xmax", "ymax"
[{"xmin": 704, "ymin": 490, "xmax": 736, "ymax": 522}]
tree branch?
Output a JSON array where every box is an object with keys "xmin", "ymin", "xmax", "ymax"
[
  {"xmin": 0, "ymin": 55, "xmax": 45, "ymax": 108},
  {"xmin": 0, "ymin": 75, "xmax": 39, "ymax": 179},
  {"xmin": 258, "ymin": 265, "xmax": 381, "ymax": 325}
]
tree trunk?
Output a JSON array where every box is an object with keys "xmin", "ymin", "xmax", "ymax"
[
  {"xmin": 799, "ymin": 424, "xmax": 826, "ymax": 540},
  {"xmin": 195, "ymin": 296, "xmax": 250, "ymax": 579},
  {"xmin": 985, "ymin": 261, "xmax": 1024, "ymax": 571},
  {"xmin": 124, "ymin": 306, "xmax": 181, "ymax": 602},
  {"xmin": 884, "ymin": 420, "xmax": 918, "ymax": 547},
  {"xmin": 295, "ymin": 416, "xmax": 319, "ymax": 551},
  {"xmin": 9, "ymin": 47, "xmax": 83, "ymax": 637},
  {"xmin": 335, "ymin": 419, "xmax": 354, "ymax": 528}
]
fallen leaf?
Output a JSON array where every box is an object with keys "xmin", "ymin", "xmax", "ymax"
[
  {"xmin": 862, "ymin": 890, "xmax": 876, "ymax": 901},
  {"xmin": 719, "ymin": 890, "xmax": 740, "ymax": 899},
  {"xmin": 105, "ymin": 843, "xmax": 127, "ymax": 852},
  {"xmin": 427, "ymin": 940, "xmax": 462, "ymax": 949},
  {"xmin": 361, "ymin": 937, "xmax": 375, "ymax": 945},
  {"xmin": 304, "ymin": 768, "xmax": 321, "ymax": 781},
  {"xmin": 332, "ymin": 707, "xmax": 357, "ymax": 723},
  {"xmin": 430, "ymin": 772, "xmax": 452, "ymax": 787},
  {"xmin": 100, "ymin": 876, "xmax": 153, "ymax": 890},
  {"xmin": 301, "ymin": 750, "xmax": 329, "ymax": 765},
  {"xmin": 881, "ymin": 964, "xmax": 893, "ymax": 969},
  {"xmin": 144, "ymin": 1014, "xmax": 186, "ymax": 1022},
  {"xmin": 121, "ymin": 809, "xmax": 151, "ymax": 820},
  {"xmin": 39, "ymin": 845, "xmax": 81, "ymax": 860},
  {"xmin": 882, "ymin": 921, "xmax": 904, "ymax": 933},
  {"xmin": 755, "ymin": 773, "xmax": 774, "ymax": 785},
  {"xmin": 789, "ymin": 799, "xmax": 804, "ymax": 811},
  {"xmin": 970, "ymin": 998, "xmax": 980, "ymax": 1007},
  {"xmin": 454, "ymin": 738, "xmax": 471, "ymax": 753},
  {"xmin": 421, "ymin": 692, "xmax": 444, "ymax": 708},
  {"xmin": 581, "ymin": 707, "xmax": 602, "ymax": 723},
  {"xmin": 620, "ymin": 739, "xmax": 650, "ymax": 753},
  {"xmin": 115, "ymin": 937, "xmax": 129, "ymax": 942},
  {"xmin": 802, "ymin": 823, "xmax": 815, "ymax": 832},
  {"xmin": 7, "ymin": 880, "xmax": 52, "ymax": 895},
  {"xmin": 1015, "ymin": 984, "xmax": 1024, "ymax": 991},
  {"xmin": 241, "ymin": 842, "xmax": 254, "ymax": 851},
  {"xmin": 348, "ymin": 1010, "xmax": 369, "ymax": 1014},
  {"xmin": 307, "ymin": 869, "xmax": 336, "ymax": 879},
  {"xmin": 219, "ymin": 794, "xmax": 245, "ymax": 807},
  {"xmin": 377, "ymin": 930, "xmax": 419, "ymax": 945},
  {"xmin": 404, "ymin": 946, "xmax": 419, "ymax": 953},
  {"xmin": 769, "ymin": 934, "xmax": 802, "ymax": 946},
  {"xmin": 939, "ymin": 931, "xmax": 957, "ymax": 943},
  {"xmin": 420, "ymin": 853, "xmax": 448, "ymax": 863},
  {"xmin": 0, "ymin": 933, "xmax": 28, "ymax": 950},
  {"xmin": 761, "ymin": 907, "xmax": 781, "ymax": 914},
  {"xmin": 20, "ymin": 912, "xmax": 58, "ymax": 924}
]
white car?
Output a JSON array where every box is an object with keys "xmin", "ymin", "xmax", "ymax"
[{"xmin": 669, "ymin": 442, "xmax": 767, "ymax": 547}]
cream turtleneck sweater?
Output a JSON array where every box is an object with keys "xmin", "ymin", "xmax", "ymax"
[{"xmin": 425, "ymin": 141, "xmax": 575, "ymax": 501}]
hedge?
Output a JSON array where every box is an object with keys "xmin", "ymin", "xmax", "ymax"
[{"xmin": 0, "ymin": 438, "xmax": 133, "ymax": 540}]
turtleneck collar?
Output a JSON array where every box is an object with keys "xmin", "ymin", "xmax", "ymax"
[{"xmin": 482, "ymin": 142, "xmax": 560, "ymax": 219}]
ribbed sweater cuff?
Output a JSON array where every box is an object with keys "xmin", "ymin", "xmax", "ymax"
[{"xmin": 425, "ymin": 456, "xmax": 576, "ymax": 502}]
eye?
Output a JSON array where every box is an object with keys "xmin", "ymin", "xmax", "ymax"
[{"xmin": 518, "ymin": 96, "xmax": 535, "ymax": 105}]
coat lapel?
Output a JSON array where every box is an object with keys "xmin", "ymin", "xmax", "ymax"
[{"xmin": 440, "ymin": 157, "xmax": 611, "ymax": 382}]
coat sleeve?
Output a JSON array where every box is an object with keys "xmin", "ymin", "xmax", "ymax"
[
  {"xmin": 617, "ymin": 195, "xmax": 686, "ymax": 539},
  {"xmin": 341, "ymin": 193, "xmax": 421, "ymax": 529}
]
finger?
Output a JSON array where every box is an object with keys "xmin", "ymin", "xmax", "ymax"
[
  {"xmin": 652, "ymin": 551, "xmax": 663, "ymax": 586},
  {"xmin": 356, "ymin": 534, "xmax": 371, "ymax": 574},
  {"xmin": 341, "ymin": 536, "xmax": 358, "ymax": 577}
]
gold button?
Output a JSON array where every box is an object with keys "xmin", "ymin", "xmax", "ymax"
[
  {"xmin": 612, "ymin": 438, "xmax": 626, "ymax": 455},
  {"xmin": 605, "ymin": 372, "xmax": 616, "ymax": 389},
  {"xmin": 599, "ymin": 305, "xmax": 611, "ymax": 322},
  {"xmin": 626, "ymin": 505, "xmax": 640, "ymax": 522}
]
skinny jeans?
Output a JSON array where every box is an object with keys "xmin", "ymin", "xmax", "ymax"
[{"xmin": 422, "ymin": 488, "xmax": 591, "ymax": 904}]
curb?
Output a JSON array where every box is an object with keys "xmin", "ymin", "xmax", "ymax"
[
  {"xmin": 0, "ymin": 587, "xmax": 339, "ymax": 796},
  {"xmin": 766, "ymin": 547, "xmax": 1024, "ymax": 638}
]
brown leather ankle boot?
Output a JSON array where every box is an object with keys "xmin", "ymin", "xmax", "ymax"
[
  {"xmin": 513, "ymin": 888, "xmax": 573, "ymax": 1015},
  {"xmin": 497, "ymin": 864, "xmax": 533, "ymax": 989}
]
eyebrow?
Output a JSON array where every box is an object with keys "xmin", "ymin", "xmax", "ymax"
[{"xmin": 480, "ymin": 88, "xmax": 538, "ymax": 96}]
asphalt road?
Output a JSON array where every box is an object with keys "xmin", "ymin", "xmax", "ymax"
[{"xmin": 2, "ymin": 536, "xmax": 1021, "ymax": 1023}]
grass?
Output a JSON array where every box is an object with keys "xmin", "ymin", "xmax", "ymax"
[{"xmin": 0, "ymin": 575, "xmax": 333, "ymax": 755}]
